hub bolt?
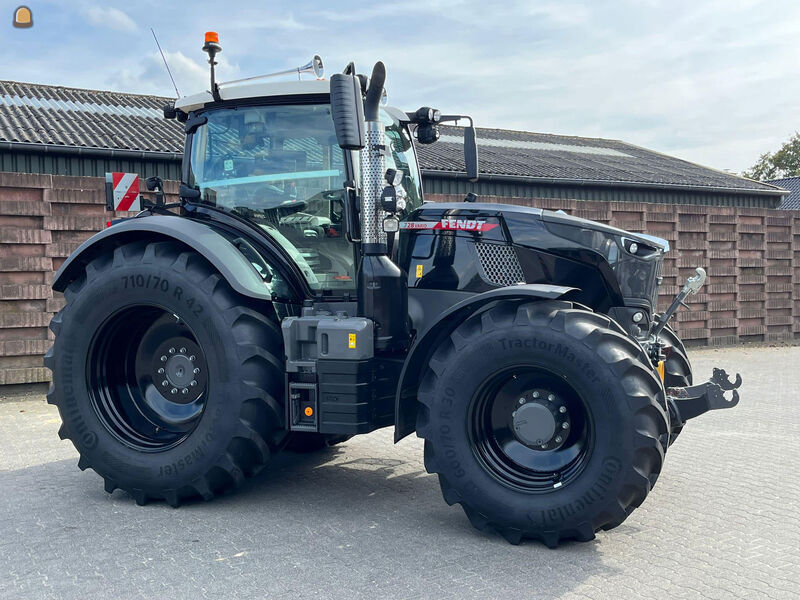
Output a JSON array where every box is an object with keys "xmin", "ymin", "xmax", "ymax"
[
  {"xmin": 160, "ymin": 355, "xmax": 167, "ymax": 362},
  {"xmin": 547, "ymin": 394, "xmax": 555, "ymax": 402},
  {"xmin": 559, "ymin": 406, "xmax": 567, "ymax": 414},
  {"xmin": 193, "ymin": 367, "xmax": 201, "ymax": 375},
  {"xmin": 562, "ymin": 422, "xmax": 570, "ymax": 429},
  {"xmin": 190, "ymin": 380, "xmax": 197, "ymax": 387},
  {"xmin": 518, "ymin": 398, "xmax": 525, "ymax": 405},
  {"xmin": 182, "ymin": 388, "xmax": 189, "ymax": 395},
  {"xmin": 170, "ymin": 388, "xmax": 178, "ymax": 395},
  {"xmin": 180, "ymin": 347, "xmax": 186, "ymax": 354},
  {"xmin": 540, "ymin": 444, "xmax": 547, "ymax": 449},
  {"xmin": 189, "ymin": 355, "xmax": 196, "ymax": 362},
  {"xmin": 532, "ymin": 391, "xmax": 540, "ymax": 398},
  {"xmin": 512, "ymin": 411, "xmax": 517, "ymax": 417},
  {"xmin": 169, "ymin": 347, "xmax": 175, "ymax": 354},
  {"xmin": 555, "ymin": 436, "xmax": 563, "ymax": 443},
  {"xmin": 161, "ymin": 380, "xmax": 169, "ymax": 387},
  {"xmin": 157, "ymin": 367, "xmax": 165, "ymax": 374}
]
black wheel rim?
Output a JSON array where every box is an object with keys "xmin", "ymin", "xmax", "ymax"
[
  {"xmin": 469, "ymin": 367, "xmax": 593, "ymax": 493},
  {"xmin": 87, "ymin": 306, "xmax": 209, "ymax": 452}
]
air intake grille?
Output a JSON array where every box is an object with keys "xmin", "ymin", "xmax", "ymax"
[{"xmin": 475, "ymin": 243, "xmax": 525, "ymax": 286}]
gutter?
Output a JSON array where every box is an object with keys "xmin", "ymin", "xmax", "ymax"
[
  {"xmin": 0, "ymin": 140, "xmax": 182, "ymax": 162},
  {"xmin": 421, "ymin": 169, "xmax": 790, "ymax": 198}
]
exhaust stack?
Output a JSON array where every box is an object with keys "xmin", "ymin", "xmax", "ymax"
[{"xmin": 360, "ymin": 62, "xmax": 388, "ymax": 255}]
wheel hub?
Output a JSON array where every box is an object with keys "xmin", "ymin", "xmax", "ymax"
[
  {"xmin": 512, "ymin": 403, "xmax": 555, "ymax": 446},
  {"xmin": 165, "ymin": 354, "xmax": 194, "ymax": 388},
  {"xmin": 510, "ymin": 389, "xmax": 572, "ymax": 451}
]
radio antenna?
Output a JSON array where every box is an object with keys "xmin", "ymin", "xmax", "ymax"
[{"xmin": 151, "ymin": 28, "xmax": 180, "ymax": 98}]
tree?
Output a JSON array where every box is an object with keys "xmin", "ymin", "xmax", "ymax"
[{"xmin": 743, "ymin": 133, "xmax": 800, "ymax": 181}]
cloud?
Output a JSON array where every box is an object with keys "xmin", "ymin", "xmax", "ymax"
[
  {"xmin": 86, "ymin": 6, "xmax": 138, "ymax": 32},
  {"xmin": 113, "ymin": 51, "xmax": 240, "ymax": 97}
]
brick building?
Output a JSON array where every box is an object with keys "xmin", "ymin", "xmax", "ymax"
[{"xmin": 0, "ymin": 80, "xmax": 798, "ymax": 386}]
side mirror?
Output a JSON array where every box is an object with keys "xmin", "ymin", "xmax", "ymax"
[
  {"xmin": 330, "ymin": 73, "xmax": 365, "ymax": 150},
  {"xmin": 464, "ymin": 125, "xmax": 479, "ymax": 183}
]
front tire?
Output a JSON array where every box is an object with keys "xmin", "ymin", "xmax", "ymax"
[
  {"xmin": 659, "ymin": 322, "xmax": 692, "ymax": 445},
  {"xmin": 44, "ymin": 240, "xmax": 286, "ymax": 506},
  {"xmin": 416, "ymin": 301, "xmax": 669, "ymax": 547}
]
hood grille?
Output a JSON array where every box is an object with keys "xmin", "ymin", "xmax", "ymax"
[{"xmin": 475, "ymin": 242, "xmax": 525, "ymax": 286}]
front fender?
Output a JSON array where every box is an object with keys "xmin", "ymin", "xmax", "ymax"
[
  {"xmin": 52, "ymin": 215, "xmax": 270, "ymax": 300},
  {"xmin": 394, "ymin": 283, "xmax": 577, "ymax": 442}
]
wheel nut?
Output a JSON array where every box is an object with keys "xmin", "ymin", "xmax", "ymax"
[
  {"xmin": 562, "ymin": 422, "xmax": 570, "ymax": 429},
  {"xmin": 532, "ymin": 391, "xmax": 540, "ymax": 398},
  {"xmin": 189, "ymin": 355, "xmax": 196, "ymax": 362},
  {"xmin": 180, "ymin": 347, "xmax": 186, "ymax": 354},
  {"xmin": 160, "ymin": 355, "xmax": 167, "ymax": 362},
  {"xmin": 559, "ymin": 406, "xmax": 567, "ymax": 413},
  {"xmin": 518, "ymin": 398, "xmax": 525, "ymax": 405},
  {"xmin": 555, "ymin": 436, "xmax": 563, "ymax": 443},
  {"xmin": 157, "ymin": 367, "xmax": 165, "ymax": 374},
  {"xmin": 182, "ymin": 388, "xmax": 188, "ymax": 395},
  {"xmin": 161, "ymin": 380, "xmax": 169, "ymax": 387},
  {"xmin": 540, "ymin": 444, "xmax": 547, "ymax": 449},
  {"xmin": 170, "ymin": 388, "xmax": 178, "ymax": 395},
  {"xmin": 512, "ymin": 411, "xmax": 517, "ymax": 417},
  {"xmin": 169, "ymin": 347, "xmax": 175, "ymax": 354},
  {"xmin": 190, "ymin": 380, "xmax": 197, "ymax": 387},
  {"xmin": 547, "ymin": 394, "xmax": 555, "ymax": 402},
  {"xmin": 193, "ymin": 367, "xmax": 200, "ymax": 375}
]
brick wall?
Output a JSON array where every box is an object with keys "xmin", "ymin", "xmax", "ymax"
[
  {"xmin": 427, "ymin": 194, "xmax": 800, "ymax": 347},
  {"xmin": 0, "ymin": 172, "xmax": 177, "ymax": 385},
  {"xmin": 1, "ymin": 173, "xmax": 798, "ymax": 386}
]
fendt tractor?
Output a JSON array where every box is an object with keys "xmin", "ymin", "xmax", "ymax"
[{"xmin": 45, "ymin": 34, "xmax": 742, "ymax": 547}]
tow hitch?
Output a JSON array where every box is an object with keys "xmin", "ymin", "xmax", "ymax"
[{"xmin": 667, "ymin": 368, "xmax": 742, "ymax": 426}]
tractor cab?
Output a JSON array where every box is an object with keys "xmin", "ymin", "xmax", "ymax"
[{"xmin": 176, "ymin": 86, "xmax": 424, "ymax": 295}]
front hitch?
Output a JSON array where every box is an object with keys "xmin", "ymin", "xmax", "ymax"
[{"xmin": 666, "ymin": 368, "xmax": 742, "ymax": 426}]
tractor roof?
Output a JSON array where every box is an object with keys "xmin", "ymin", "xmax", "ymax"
[{"xmin": 174, "ymin": 79, "xmax": 330, "ymax": 113}]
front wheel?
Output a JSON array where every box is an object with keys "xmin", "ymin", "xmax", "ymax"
[
  {"xmin": 45, "ymin": 240, "xmax": 287, "ymax": 506},
  {"xmin": 416, "ymin": 301, "xmax": 669, "ymax": 547}
]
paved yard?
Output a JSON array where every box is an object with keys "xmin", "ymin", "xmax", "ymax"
[{"xmin": 1, "ymin": 346, "xmax": 798, "ymax": 600}]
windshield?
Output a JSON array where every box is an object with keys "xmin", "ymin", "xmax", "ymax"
[{"xmin": 187, "ymin": 103, "xmax": 423, "ymax": 292}]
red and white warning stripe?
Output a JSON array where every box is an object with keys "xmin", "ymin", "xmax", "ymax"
[
  {"xmin": 108, "ymin": 172, "xmax": 141, "ymax": 211},
  {"xmin": 400, "ymin": 218, "xmax": 498, "ymax": 232}
]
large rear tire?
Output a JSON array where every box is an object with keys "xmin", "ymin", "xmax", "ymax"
[
  {"xmin": 416, "ymin": 301, "xmax": 669, "ymax": 547},
  {"xmin": 44, "ymin": 240, "xmax": 286, "ymax": 506}
]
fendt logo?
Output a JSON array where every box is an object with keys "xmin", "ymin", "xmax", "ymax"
[{"xmin": 400, "ymin": 219, "xmax": 499, "ymax": 232}]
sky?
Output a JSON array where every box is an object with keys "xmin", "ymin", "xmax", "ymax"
[{"xmin": 5, "ymin": 0, "xmax": 800, "ymax": 173}]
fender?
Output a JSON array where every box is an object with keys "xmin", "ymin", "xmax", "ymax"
[
  {"xmin": 53, "ymin": 215, "xmax": 272, "ymax": 300},
  {"xmin": 394, "ymin": 283, "xmax": 577, "ymax": 442}
]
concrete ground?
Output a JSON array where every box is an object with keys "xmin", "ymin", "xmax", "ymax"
[{"xmin": 1, "ymin": 346, "xmax": 798, "ymax": 600}]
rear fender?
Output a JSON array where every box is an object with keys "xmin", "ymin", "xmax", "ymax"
[
  {"xmin": 394, "ymin": 284, "xmax": 577, "ymax": 441},
  {"xmin": 53, "ymin": 215, "xmax": 273, "ymax": 300}
]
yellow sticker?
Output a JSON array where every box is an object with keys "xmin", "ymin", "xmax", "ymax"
[
  {"xmin": 348, "ymin": 333, "xmax": 357, "ymax": 349},
  {"xmin": 415, "ymin": 264, "xmax": 424, "ymax": 278}
]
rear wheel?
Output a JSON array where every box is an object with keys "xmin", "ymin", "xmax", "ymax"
[
  {"xmin": 416, "ymin": 301, "xmax": 668, "ymax": 547},
  {"xmin": 44, "ymin": 240, "xmax": 287, "ymax": 506}
]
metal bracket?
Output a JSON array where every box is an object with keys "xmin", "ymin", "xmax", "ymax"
[{"xmin": 666, "ymin": 368, "xmax": 741, "ymax": 425}]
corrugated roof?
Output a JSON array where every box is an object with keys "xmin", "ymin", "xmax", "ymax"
[
  {"xmin": 0, "ymin": 80, "xmax": 183, "ymax": 153},
  {"xmin": 0, "ymin": 79, "xmax": 784, "ymax": 197},
  {"xmin": 766, "ymin": 177, "xmax": 800, "ymax": 209},
  {"xmin": 424, "ymin": 126, "xmax": 783, "ymax": 195}
]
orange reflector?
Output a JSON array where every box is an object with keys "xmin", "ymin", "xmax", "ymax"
[
  {"xmin": 657, "ymin": 360, "xmax": 665, "ymax": 382},
  {"xmin": 205, "ymin": 31, "xmax": 219, "ymax": 44},
  {"xmin": 304, "ymin": 406, "xmax": 313, "ymax": 417}
]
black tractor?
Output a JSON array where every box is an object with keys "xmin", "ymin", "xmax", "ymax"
[{"xmin": 45, "ymin": 38, "xmax": 740, "ymax": 547}]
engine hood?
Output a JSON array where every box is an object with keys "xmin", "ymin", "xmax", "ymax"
[{"xmin": 414, "ymin": 202, "xmax": 669, "ymax": 252}]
